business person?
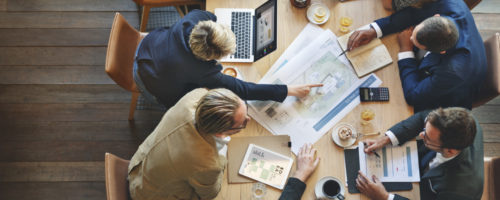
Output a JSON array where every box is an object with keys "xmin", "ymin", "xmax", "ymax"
[
  {"xmin": 358, "ymin": 107, "xmax": 483, "ymax": 200},
  {"xmin": 347, "ymin": 0, "xmax": 486, "ymax": 112},
  {"xmin": 133, "ymin": 9, "xmax": 321, "ymax": 110},
  {"xmin": 128, "ymin": 88, "xmax": 250, "ymax": 200}
]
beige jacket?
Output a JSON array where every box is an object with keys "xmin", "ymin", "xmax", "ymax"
[{"xmin": 128, "ymin": 89, "xmax": 226, "ymax": 200}]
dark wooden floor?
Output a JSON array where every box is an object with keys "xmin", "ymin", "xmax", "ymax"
[
  {"xmin": 0, "ymin": 0, "xmax": 163, "ymax": 199},
  {"xmin": 0, "ymin": 0, "xmax": 498, "ymax": 199}
]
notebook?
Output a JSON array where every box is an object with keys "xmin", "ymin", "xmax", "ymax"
[
  {"xmin": 214, "ymin": 0, "xmax": 277, "ymax": 62},
  {"xmin": 337, "ymin": 32, "xmax": 393, "ymax": 77},
  {"xmin": 344, "ymin": 148, "xmax": 413, "ymax": 193}
]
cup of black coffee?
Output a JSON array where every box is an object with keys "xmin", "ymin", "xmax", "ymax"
[{"xmin": 315, "ymin": 176, "xmax": 345, "ymax": 200}]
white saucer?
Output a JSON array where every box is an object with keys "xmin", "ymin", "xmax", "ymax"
[
  {"xmin": 306, "ymin": 3, "xmax": 330, "ymax": 25},
  {"xmin": 332, "ymin": 123, "xmax": 357, "ymax": 148},
  {"xmin": 314, "ymin": 176, "xmax": 345, "ymax": 199}
]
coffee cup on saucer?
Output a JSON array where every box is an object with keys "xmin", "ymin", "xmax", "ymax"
[
  {"xmin": 315, "ymin": 176, "xmax": 345, "ymax": 200},
  {"xmin": 332, "ymin": 123, "xmax": 357, "ymax": 148}
]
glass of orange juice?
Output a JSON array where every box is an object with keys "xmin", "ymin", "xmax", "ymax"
[{"xmin": 360, "ymin": 109, "xmax": 375, "ymax": 125}]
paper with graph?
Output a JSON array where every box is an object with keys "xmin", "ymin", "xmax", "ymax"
[
  {"xmin": 248, "ymin": 28, "xmax": 381, "ymax": 154},
  {"xmin": 358, "ymin": 141, "xmax": 420, "ymax": 182},
  {"xmin": 337, "ymin": 31, "xmax": 393, "ymax": 77}
]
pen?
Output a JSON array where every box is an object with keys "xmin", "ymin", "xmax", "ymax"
[{"xmin": 363, "ymin": 142, "xmax": 381, "ymax": 158}]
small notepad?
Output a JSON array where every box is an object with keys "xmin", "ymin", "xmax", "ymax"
[
  {"xmin": 337, "ymin": 32, "xmax": 393, "ymax": 77},
  {"xmin": 238, "ymin": 144, "xmax": 293, "ymax": 189}
]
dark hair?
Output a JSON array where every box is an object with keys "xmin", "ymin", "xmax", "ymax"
[
  {"xmin": 416, "ymin": 16, "xmax": 459, "ymax": 52},
  {"xmin": 426, "ymin": 107, "xmax": 476, "ymax": 150}
]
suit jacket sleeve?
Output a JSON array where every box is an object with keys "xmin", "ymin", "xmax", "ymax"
[
  {"xmin": 279, "ymin": 177, "xmax": 307, "ymax": 200},
  {"xmin": 388, "ymin": 110, "xmax": 432, "ymax": 144},
  {"xmin": 188, "ymin": 168, "xmax": 224, "ymax": 199},
  {"xmin": 398, "ymin": 55, "xmax": 465, "ymax": 106},
  {"xmin": 394, "ymin": 194, "xmax": 410, "ymax": 200},
  {"xmin": 374, "ymin": 6, "xmax": 435, "ymax": 36},
  {"xmin": 200, "ymin": 71, "xmax": 288, "ymax": 102}
]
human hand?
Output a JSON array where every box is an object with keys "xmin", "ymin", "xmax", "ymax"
[
  {"xmin": 293, "ymin": 143, "xmax": 320, "ymax": 182},
  {"xmin": 397, "ymin": 27, "xmax": 414, "ymax": 52},
  {"xmin": 356, "ymin": 171, "xmax": 389, "ymax": 200},
  {"xmin": 347, "ymin": 29, "xmax": 377, "ymax": 50},
  {"xmin": 363, "ymin": 136, "xmax": 391, "ymax": 154},
  {"xmin": 287, "ymin": 84, "xmax": 323, "ymax": 98}
]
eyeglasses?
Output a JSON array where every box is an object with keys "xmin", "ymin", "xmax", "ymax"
[
  {"xmin": 227, "ymin": 101, "xmax": 249, "ymax": 131},
  {"xmin": 422, "ymin": 128, "xmax": 442, "ymax": 149}
]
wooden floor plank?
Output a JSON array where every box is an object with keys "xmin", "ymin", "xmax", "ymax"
[
  {"xmin": 0, "ymin": 29, "xmax": 110, "ymax": 47},
  {"xmin": 0, "ymin": 162, "xmax": 104, "ymax": 182},
  {"xmin": 0, "ymin": 66, "xmax": 114, "ymax": 84},
  {"xmin": 473, "ymin": 13, "xmax": 500, "ymax": 33},
  {"xmin": 0, "ymin": 12, "xmax": 139, "ymax": 28},
  {"xmin": 0, "ymin": 182, "xmax": 105, "ymax": 200},
  {"xmin": 0, "ymin": 0, "xmax": 6, "ymax": 11},
  {"xmin": 472, "ymin": 105, "xmax": 500, "ymax": 123},
  {"xmin": 0, "ymin": 103, "xmax": 164, "ymax": 122},
  {"xmin": 7, "ymin": 0, "xmax": 137, "ymax": 12},
  {"xmin": 484, "ymin": 142, "xmax": 500, "ymax": 157},
  {"xmin": 0, "ymin": 84, "xmax": 130, "ymax": 103},
  {"xmin": 482, "ymin": 123, "xmax": 500, "ymax": 142},
  {"xmin": 0, "ymin": 121, "xmax": 157, "ymax": 141},
  {"xmin": 0, "ymin": 47, "xmax": 106, "ymax": 66},
  {"xmin": 0, "ymin": 140, "xmax": 139, "ymax": 161}
]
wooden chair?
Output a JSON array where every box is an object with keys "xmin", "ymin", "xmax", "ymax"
[
  {"xmin": 482, "ymin": 157, "xmax": 500, "ymax": 200},
  {"xmin": 464, "ymin": 0, "xmax": 482, "ymax": 10},
  {"xmin": 133, "ymin": 0, "xmax": 206, "ymax": 32},
  {"xmin": 105, "ymin": 153, "xmax": 131, "ymax": 200},
  {"xmin": 105, "ymin": 13, "xmax": 148, "ymax": 120},
  {"xmin": 473, "ymin": 33, "xmax": 500, "ymax": 108}
]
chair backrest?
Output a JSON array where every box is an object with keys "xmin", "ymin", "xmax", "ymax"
[
  {"xmin": 105, "ymin": 12, "xmax": 141, "ymax": 93},
  {"xmin": 482, "ymin": 157, "xmax": 500, "ymax": 200},
  {"xmin": 473, "ymin": 33, "xmax": 500, "ymax": 108},
  {"xmin": 463, "ymin": 0, "xmax": 482, "ymax": 10},
  {"xmin": 105, "ymin": 153, "xmax": 131, "ymax": 200}
]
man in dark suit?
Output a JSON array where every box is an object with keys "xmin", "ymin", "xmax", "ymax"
[
  {"xmin": 358, "ymin": 107, "xmax": 484, "ymax": 200},
  {"xmin": 347, "ymin": 0, "xmax": 486, "ymax": 112}
]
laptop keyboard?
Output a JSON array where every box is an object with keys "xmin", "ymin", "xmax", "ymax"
[{"xmin": 231, "ymin": 11, "xmax": 252, "ymax": 59}]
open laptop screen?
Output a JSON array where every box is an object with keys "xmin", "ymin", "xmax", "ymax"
[{"xmin": 254, "ymin": 0, "xmax": 277, "ymax": 61}]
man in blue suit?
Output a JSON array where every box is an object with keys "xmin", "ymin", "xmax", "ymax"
[
  {"xmin": 359, "ymin": 107, "xmax": 483, "ymax": 200},
  {"xmin": 348, "ymin": 0, "xmax": 486, "ymax": 112}
]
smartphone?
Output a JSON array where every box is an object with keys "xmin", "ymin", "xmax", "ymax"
[{"xmin": 359, "ymin": 87, "xmax": 389, "ymax": 102}]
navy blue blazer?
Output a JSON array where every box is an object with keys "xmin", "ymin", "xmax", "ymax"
[
  {"xmin": 374, "ymin": 0, "xmax": 486, "ymax": 112},
  {"xmin": 389, "ymin": 110, "xmax": 484, "ymax": 200},
  {"xmin": 136, "ymin": 10, "xmax": 287, "ymax": 109}
]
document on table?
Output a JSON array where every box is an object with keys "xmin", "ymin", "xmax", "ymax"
[
  {"xmin": 261, "ymin": 23, "xmax": 325, "ymax": 81},
  {"xmin": 248, "ymin": 27, "xmax": 381, "ymax": 154},
  {"xmin": 358, "ymin": 141, "xmax": 420, "ymax": 182}
]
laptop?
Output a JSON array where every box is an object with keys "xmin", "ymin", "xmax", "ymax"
[{"xmin": 215, "ymin": 0, "xmax": 277, "ymax": 63}]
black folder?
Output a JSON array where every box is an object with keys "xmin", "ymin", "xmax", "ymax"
[{"xmin": 344, "ymin": 148, "xmax": 413, "ymax": 193}]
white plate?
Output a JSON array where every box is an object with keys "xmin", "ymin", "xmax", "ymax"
[
  {"xmin": 306, "ymin": 3, "xmax": 330, "ymax": 25},
  {"xmin": 314, "ymin": 176, "xmax": 345, "ymax": 199},
  {"xmin": 332, "ymin": 123, "xmax": 357, "ymax": 148}
]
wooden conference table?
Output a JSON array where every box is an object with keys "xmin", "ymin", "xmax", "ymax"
[{"xmin": 207, "ymin": 0, "xmax": 418, "ymax": 199}]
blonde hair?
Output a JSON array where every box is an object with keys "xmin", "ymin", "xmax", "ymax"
[
  {"xmin": 189, "ymin": 21, "xmax": 236, "ymax": 61},
  {"xmin": 195, "ymin": 88, "xmax": 242, "ymax": 134}
]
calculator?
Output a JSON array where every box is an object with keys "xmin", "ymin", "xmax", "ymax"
[{"xmin": 359, "ymin": 87, "xmax": 389, "ymax": 102}]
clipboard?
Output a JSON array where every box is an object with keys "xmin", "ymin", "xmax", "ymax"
[
  {"xmin": 227, "ymin": 135, "xmax": 291, "ymax": 183},
  {"xmin": 344, "ymin": 148, "xmax": 413, "ymax": 193}
]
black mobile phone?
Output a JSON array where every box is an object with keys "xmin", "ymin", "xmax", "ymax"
[{"xmin": 359, "ymin": 87, "xmax": 389, "ymax": 102}]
